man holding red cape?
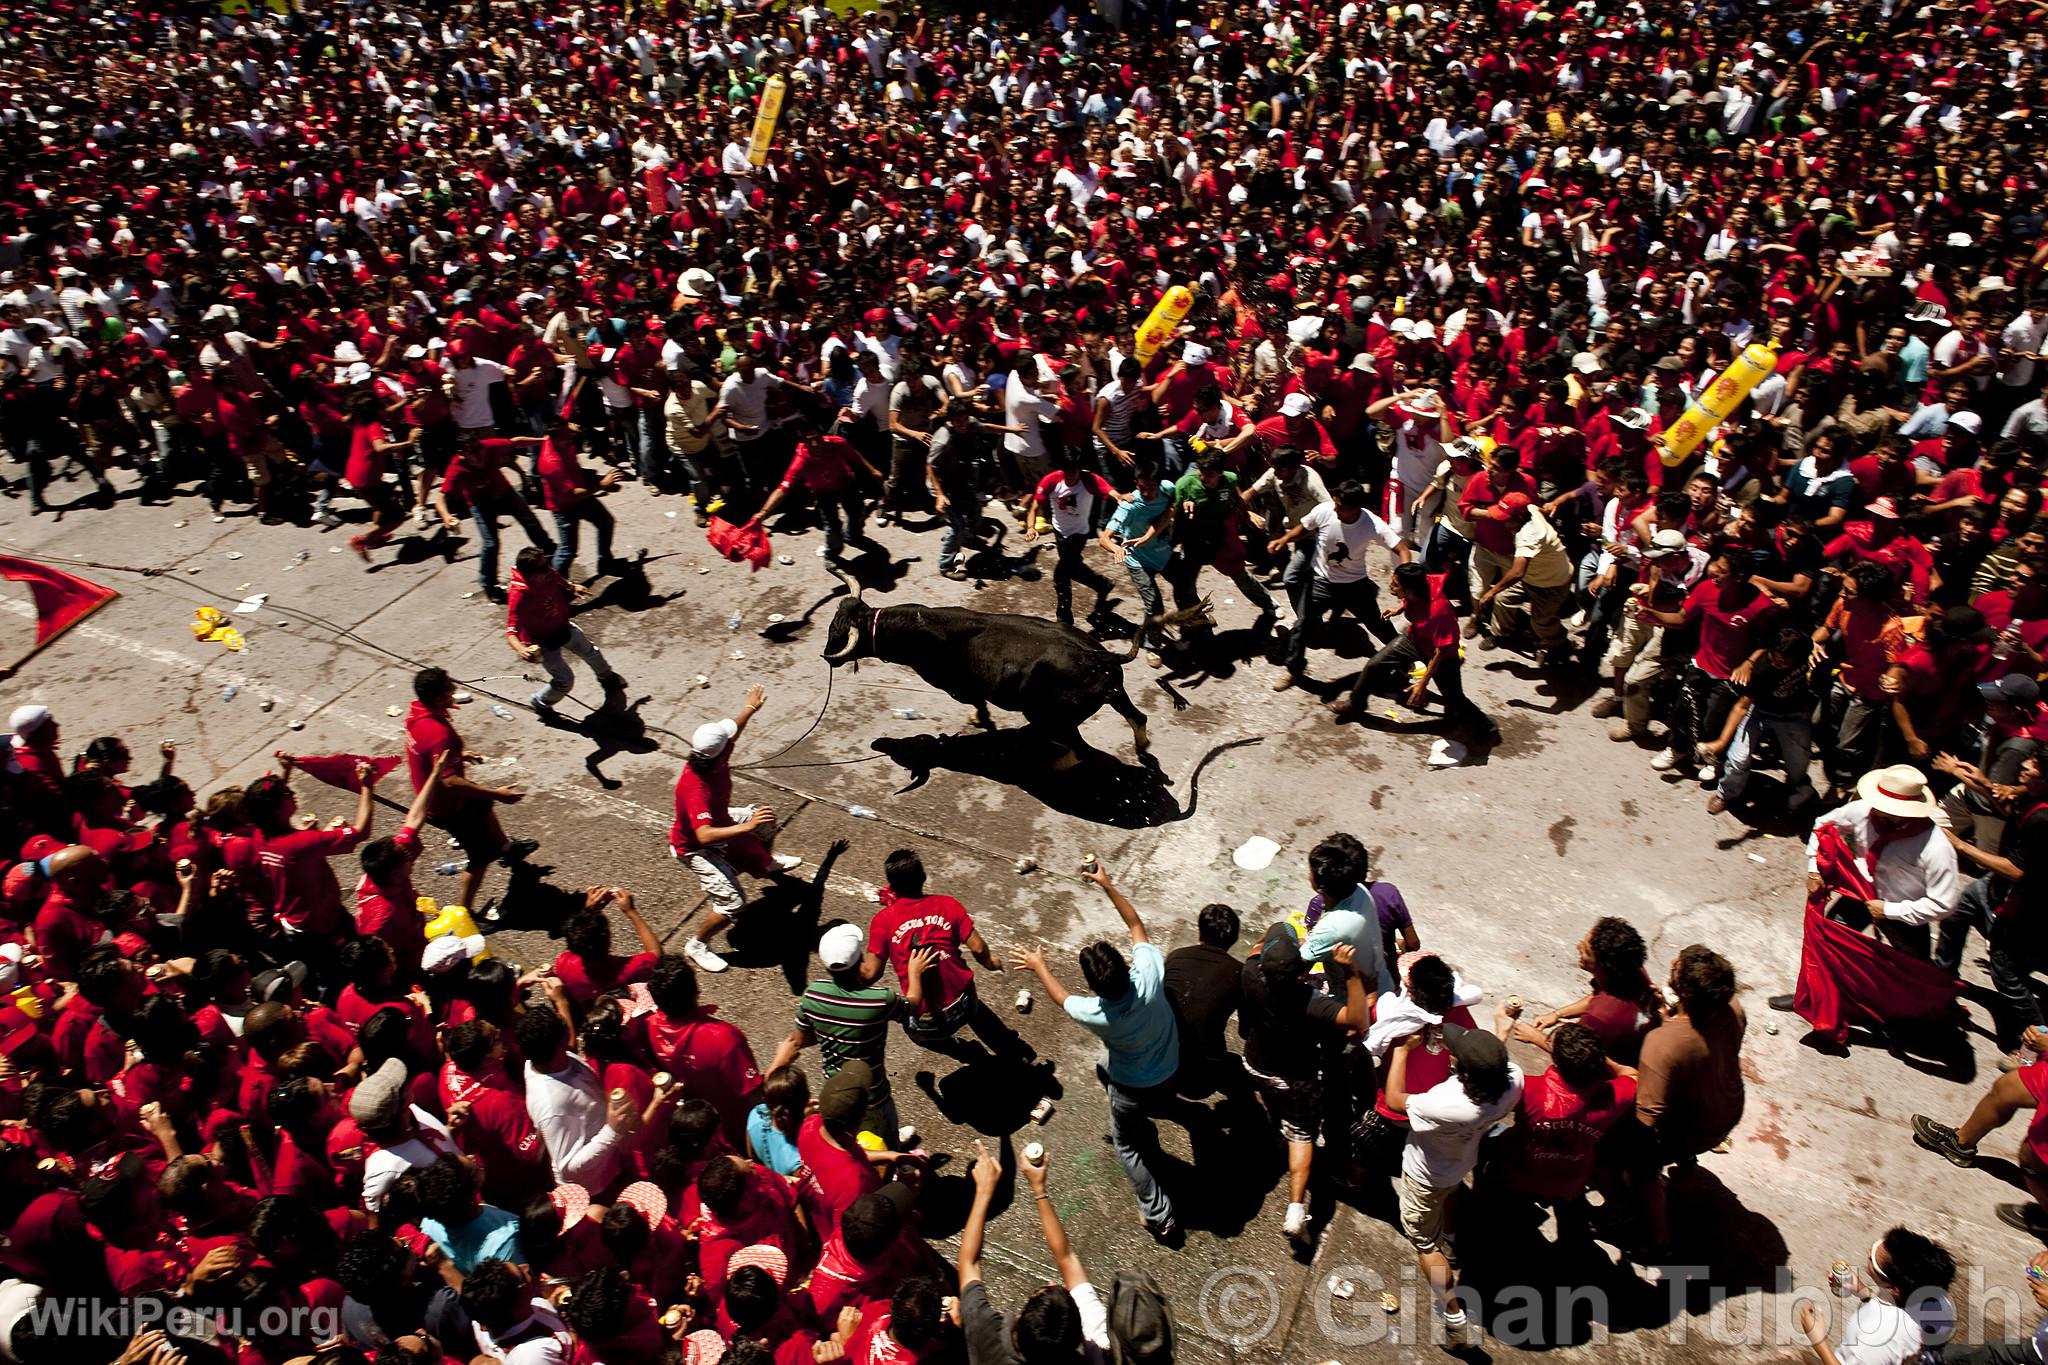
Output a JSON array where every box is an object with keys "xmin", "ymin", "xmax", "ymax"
[{"xmin": 1775, "ymin": 765, "xmax": 1963, "ymax": 1048}]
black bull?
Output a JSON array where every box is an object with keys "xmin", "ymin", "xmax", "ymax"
[{"xmin": 820, "ymin": 598, "xmax": 1199, "ymax": 760}]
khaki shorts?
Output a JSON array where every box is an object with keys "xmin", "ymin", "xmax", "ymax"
[
  {"xmin": 674, "ymin": 806, "xmax": 769, "ymax": 916},
  {"xmin": 1399, "ymin": 1173, "xmax": 1454, "ymax": 1253}
]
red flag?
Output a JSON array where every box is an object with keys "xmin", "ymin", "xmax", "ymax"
[
  {"xmin": 1793, "ymin": 826, "xmax": 1961, "ymax": 1045},
  {"xmin": 0, "ymin": 555, "xmax": 117, "ymax": 647},
  {"xmin": 706, "ymin": 517, "xmax": 773, "ymax": 571},
  {"xmin": 278, "ymin": 752, "xmax": 403, "ymax": 792}
]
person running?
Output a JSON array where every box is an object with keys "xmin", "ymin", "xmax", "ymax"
[
  {"xmin": 1270, "ymin": 478, "xmax": 1411, "ymax": 691},
  {"xmin": 672, "ymin": 686, "xmax": 804, "ymax": 974},
  {"xmin": 748, "ymin": 417, "xmax": 885, "ymax": 563},
  {"xmin": 1330, "ymin": 561, "xmax": 1500, "ymax": 743},
  {"xmin": 1026, "ymin": 455, "xmax": 1126, "ymax": 627},
  {"xmin": 861, "ymin": 849, "xmax": 1030, "ymax": 1068},
  {"xmin": 504, "ymin": 547, "xmax": 626, "ymax": 724}
]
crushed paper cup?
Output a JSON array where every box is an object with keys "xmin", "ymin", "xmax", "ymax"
[
  {"xmin": 234, "ymin": 593, "xmax": 267, "ymax": 614},
  {"xmin": 1232, "ymin": 836, "xmax": 1280, "ymax": 871},
  {"xmin": 1426, "ymin": 738, "xmax": 1468, "ymax": 768}
]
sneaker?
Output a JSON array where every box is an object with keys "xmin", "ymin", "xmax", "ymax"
[
  {"xmin": 1282, "ymin": 1202, "xmax": 1308, "ymax": 1236},
  {"xmin": 1609, "ymin": 723, "xmax": 1648, "ymax": 744},
  {"xmin": 1697, "ymin": 764, "xmax": 1718, "ymax": 783},
  {"xmin": 1997, "ymin": 1203, "xmax": 2048, "ymax": 1240},
  {"xmin": 211, "ymin": 514, "xmax": 227, "ymax": 524},
  {"xmin": 1650, "ymin": 748, "xmax": 1683, "ymax": 771},
  {"xmin": 1436, "ymin": 1305, "xmax": 1469, "ymax": 1334},
  {"xmin": 772, "ymin": 853, "xmax": 804, "ymax": 872},
  {"xmin": 683, "ymin": 938, "xmax": 729, "ymax": 973},
  {"xmin": 501, "ymin": 838, "xmax": 539, "ymax": 864},
  {"xmin": 314, "ymin": 511, "xmax": 342, "ymax": 529},
  {"xmin": 484, "ymin": 586, "xmax": 508, "ymax": 605},
  {"xmin": 941, "ymin": 566, "xmax": 968, "ymax": 580},
  {"xmin": 1911, "ymin": 1114, "xmax": 1979, "ymax": 1168},
  {"xmin": 816, "ymin": 544, "xmax": 832, "ymax": 558},
  {"xmin": 1590, "ymin": 695, "xmax": 1621, "ymax": 719},
  {"xmin": 531, "ymin": 699, "xmax": 559, "ymax": 723},
  {"xmin": 1272, "ymin": 670, "xmax": 1301, "ymax": 692}
]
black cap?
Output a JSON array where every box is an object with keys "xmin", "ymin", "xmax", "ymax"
[
  {"xmin": 1441, "ymin": 1022, "xmax": 1509, "ymax": 1071},
  {"xmin": 1979, "ymin": 674, "xmax": 2042, "ymax": 706},
  {"xmin": 1258, "ymin": 923, "xmax": 1304, "ymax": 977}
]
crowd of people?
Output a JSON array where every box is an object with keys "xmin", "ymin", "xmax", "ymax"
[{"xmin": 5, "ymin": 0, "xmax": 2048, "ymax": 1356}]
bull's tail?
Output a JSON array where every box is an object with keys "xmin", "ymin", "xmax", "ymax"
[
  {"xmin": 1169, "ymin": 736, "xmax": 1264, "ymax": 821},
  {"xmin": 1107, "ymin": 599, "xmax": 1214, "ymax": 663}
]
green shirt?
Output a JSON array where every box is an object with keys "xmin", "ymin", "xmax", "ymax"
[
  {"xmin": 796, "ymin": 979, "xmax": 900, "ymax": 1101},
  {"xmin": 1173, "ymin": 467, "xmax": 1241, "ymax": 531}
]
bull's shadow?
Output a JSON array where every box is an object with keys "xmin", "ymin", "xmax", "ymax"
[{"xmin": 870, "ymin": 731, "xmax": 1260, "ymax": 828}]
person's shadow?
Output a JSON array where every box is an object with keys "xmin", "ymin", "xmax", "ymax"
[
  {"xmin": 869, "ymin": 732, "xmax": 1261, "ymax": 827},
  {"xmin": 724, "ymin": 839, "xmax": 851, "ymax": 994},
  {"xmin": 915, "ymin": 1052, "xmax": 1064, "ymax": 1137},
  {"xmin": 577, "ymin": 551, "xmax": 686, "ymax": 613},
  {"xmin": 539, "ymin": 692, "xmax": 660, "ymax": 789}
]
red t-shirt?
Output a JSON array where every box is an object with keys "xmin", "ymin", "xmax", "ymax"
[
  {"xmin": 536, "ymin": 434, "xmax": 597, "ymax": 511},
  {"xmin": 795, "ymin": 1112, "xmax": 881, "ymax": 1236},
  {"xmin": 1400, "ymin": 573, "xmax": 1462, "ymax": 653},
  {"xmin": 864, "ymin": 894, "xmax": 976, "ymax": 1013},
  {"xmin": 639, "ymin": 1006, "xmax": 763, "ymax": 1143},
  {"xmin": 670, "ymin": 758, "xmax": 733, "ymax": 855},
  {"xmin": 550, "ymin": 949, "xmax": 658, "ymax": 1012},
  {"xmin": 1495, "ymin": 1068, "xmax": 1636, "ymax": 1200},
  {"xmin": 404, "ymin": 702, "xmax": 469, "ymax": 821},
  {"xmin": 251, "ymin": 824, "xmax": 364, "ymax": 936},
  {"xmin": 345, "ymin": 422, "xmax": 388, "ymax": 491},
  {"xmin": 1682, "ymin": 578, "xmax": 1775, "ymax": 680},
  {"xmin": 1374, "ymin": 1005, "xmax": 1476, "ymax": 1121},
  {"xmin": 354, "ymin": 828, "xmax": 424, "ymax": 974}
]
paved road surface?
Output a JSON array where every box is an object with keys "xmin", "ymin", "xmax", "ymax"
[{"xmin": 3, "ymin": 473, "xmax": 2039, "ymax": 1363}]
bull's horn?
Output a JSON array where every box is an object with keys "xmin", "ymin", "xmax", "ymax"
[{"xmin": 823, "ymin": 636, "xmax": 861, "ymax": 662}]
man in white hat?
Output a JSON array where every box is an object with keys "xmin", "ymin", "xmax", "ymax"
[
  {"xmin": 1789, "ymin": 765, "xmax": 1960, "ymax": 973},
  {"xmin": 672, "ymin": 686, "xmax": 803, "ymax": 973}
]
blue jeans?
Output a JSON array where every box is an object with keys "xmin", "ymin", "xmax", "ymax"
[
  {"xmin": 1421, "ymin": 521, "xmax": 1472, "ymax": 603},
  {"xmin": 1717, "ymin": 711, "xmax": 1812, "ymax": 805},
  {"xmin": 471, "ymin": 499, "xmax": 555, "ymax": 591},
  {"xmin": 1126, "ymin": 561, "xmax": 1166, "ymax": 643},
  {"xmin": 815, "ymin": 489, "xmax": 867, "ymax": 558},
  {"xmin": 1100, "ymin": 1068, "xmax": 1176, "ymax": 1229},
  {"xmin": 937, "ymin": 495, "xmax": 979, "ymax": 572},
  {"xmin": 632, "ymin": 405, "xmax": 669, "ymax": 486},
  {"xmin": 1937, "ymin": 877, "xmax": 2044, "ymax": 1042},
  {"xmin": 551, "ymin": 502, "xmax": 617, "ymax": 575}
]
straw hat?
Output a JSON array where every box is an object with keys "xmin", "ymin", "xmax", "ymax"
[{"xmin": 1856, "ymin": 765, "xmax": 1938, "ymax": 819}]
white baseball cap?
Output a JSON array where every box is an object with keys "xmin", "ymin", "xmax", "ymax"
[
  {"xmin": 422, "ymin": 933, "xmax": 485, "ymax": 974},
  {"xmin": 1280, "ymin": 392, "xmax": 1313, "ymax": 418},
  {"xmin": 818, "ymin": 923, "xmax": 865, "ymax": 971},
  {"xmin": 690, "ymin": 718, "xmax": 739, "ymax": 760}
]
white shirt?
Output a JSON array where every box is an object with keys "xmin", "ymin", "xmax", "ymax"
[
  {"xmin": 473, "ymin": 1299, "xmax": 574, "ymax": 1365},
  {"xmin": 1036, "ymin": 471, "xmax": 1111, "ymax": 537},
  {"xmin": 1806, "ymin": 800, "xmax": 1961, "ymax": 926},
  {"xmin": 361, "ymin": 1107, "xmax": 460, "ymax": 1210},
  {"xmin": 523, "ymin": 1053, "xmax": 627, "ymax": 1189},
  {"xmin": 448, "ymin": 359, "xmax": 509, "ymax": 429},
  {"xmin": 1510, "ymin": 509, "xmax": 1575, "ymax": 588},
  {"xmin": 2001, "ymin": 311, "xmax": 2048, "ymax": 388},
  {"xmin": 718, "ymin": 370, "xmax": 784, "ymax": 441},
  {"xmin": 1832, "ymin": 1297, "xmax": 1925, "ymax": 1365},
  {"xmin": 1301, "ymin": 502, "xmax": 1401, "ymax": 585},
  {"xmin": 1404, "ymin": 1065, "xmax": 1525, "ymax": 1188},
  {"xmin": 1003, "ymin": 378, "xmax": 1059, "ymax": 460}
]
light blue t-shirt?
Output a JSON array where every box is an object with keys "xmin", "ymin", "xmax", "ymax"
[
  {"xmin": 1106, "ymin": 480, "xmax": 1175, "ymax": 572},
  {"xmin": 1063, "ymin": 941, "xmax": 1179, "ymax": 1088},
  {"xmin": 745, "ymin": 1103, "xmax": 804, "ymax": 1177},
  {"xmin": 1899, "ymin": 335, "xmax": 1931, "ymax": 388},
  {"xmin": 421, "ymin": 1204, "xmax": 525, "ymax": 1275}
]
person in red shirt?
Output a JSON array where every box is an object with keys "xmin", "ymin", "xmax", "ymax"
[
  {"xmin": 242, "ymin": 759, "xmax": 379, "ymax": 974},
  {"xmin": 1457, "ymin": 445, "xmax": 1540, "ymax": 621},
  {"xmin": 641, "ymin": 956, "xmax": 765, "ymax": 1145},
  {"xmin": 860, "ymin": 849, "xmax": 1025, "ymax": 1064},
  {"xmin": 671, "ymin": 687, "xmax": 802, "ymax": 973},
  {"xmin": 689, "ymin": 1154, "xmax": 808, "ymax": 1300},
  {"xmin": 805, "ymin": 1187, "xmax": 938, "ymax": 1323},
  {"xmin": 32, "ymin": 844, "xmax": 113, "ymax": 982},
  {"xmin": 536, "ymin": 415, "xmax": 627, "ymax": 577},
  {"xmin": 1631, "ymin": 540, "xmax": 1777, "ymax": 779},
  {"xmin": 405, "ymin": 667, "xmax": 535, "ymax": 917},
  {"xmin": 747, "ymin": 420, "xmax": 884, "ymax": 563},
  {"xmin": 355, "ymin": 751, "xmax": 447, "ymax": 981},
  {"xmin": 1331, "ymin": 563, "xmax": 1498, "ymax": 743},
  {"xmin": 1487, "ymin": 1021, "xmax": 1636, "ymax": 1213},
  {"xmin": 551, "ymin": 888, "xmax": 661, "ymax": 1013},
  {"xmin": 432, "ymin": 433, "xmax": 557, "ymax": 603},
  {"xmin": 1816, "ymin": 561, "xmax": 1906, "ymax": 800},
  {"xmin": 792, "ymin": 1063, "xmax": 885, "ymax": 1239},
  {"xmin": 505, "ymin": 547, "xmax": 625, "ymax": 724},
  {"xmin": 345, "ymin": 391, "xmax": 420, "ymax": 565}
]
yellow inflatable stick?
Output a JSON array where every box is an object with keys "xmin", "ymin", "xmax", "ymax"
[
  {"xmin": 1133, "ymin": 285, "xmax": 1195, "ymax": 364},
  {"xmin": 1654, "ymin": 341, "xmax": 1777, "ymax": 465},
  {"xmin": 747, "ymin": 76, "xmax": 788, "ymax": 169}
]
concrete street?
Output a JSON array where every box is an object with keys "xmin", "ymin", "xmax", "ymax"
[{"xmin": 1, "ymin": 469, "xmax": 2040, "ymax": 1364}]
